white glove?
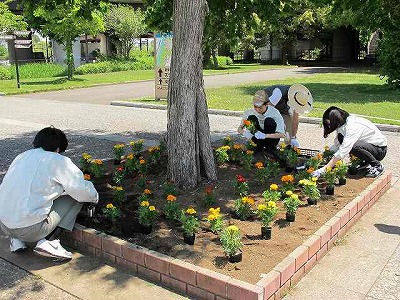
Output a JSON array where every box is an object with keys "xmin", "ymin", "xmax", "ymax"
[
  {"xmin": 242, "ymin": 129, "xmax": 254, "ymax": 139},
  {"xmin": 254, "ymin": 131, "xmax": 266, "ymax": 140},
  {"xmin": 311, "ymin": 167, "xmax": 326, "ymax": 178},
  {"xmin": 290, "ymin": 138, "xmax": 300, "ymax": 148}
]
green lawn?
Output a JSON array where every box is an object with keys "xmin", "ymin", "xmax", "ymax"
[
  {"xmin": 134, "ymin": 71, "xmax": 400, "ymax": 126},
  {"xmin": 0, "ymin": 63, "xmax": 289, "ymax": 95}
]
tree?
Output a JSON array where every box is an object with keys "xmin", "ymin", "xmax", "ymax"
[
  {"xmin": 21, "ymin": 0, "xmax": 106, "ymax": 79},
  {"xmin": 0, "ymin": 1, "xmax": 28, "ymax": 33},
  {"xmin": 104, "ymin": 5, "xmax": 148, "ymax": 58},
  {"xmin": 330, "ymin": 0, "xmax": 400, "ymax": 87},
  {"xmin": 167, "ymin": 0, "xmax": 217, "ymax": 189}
]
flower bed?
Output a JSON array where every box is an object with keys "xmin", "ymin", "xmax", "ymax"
[{"xmin": 61, "ymin": 140, "xmax": 392, "ymax": 299}]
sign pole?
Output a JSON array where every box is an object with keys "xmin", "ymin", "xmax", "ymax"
[{"xmin": 13, "ymin": 43, "xmax": 20, "ymax": 89}]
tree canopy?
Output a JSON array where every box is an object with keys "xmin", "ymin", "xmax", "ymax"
[
  {"xmin": 0, "ymin": 1, "xmax": 28, "ymax": 33},
  {"xmin": 104, "ymin": 5, "xmax": 148, "ymax": 58},
  {"xmin": 21, "ymin": 0, "xmax": 107, "ymax": 79}
]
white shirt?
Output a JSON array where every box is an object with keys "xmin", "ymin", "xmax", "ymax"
[
  {"xmin": 242, "ymin": 106, "xmax": 285, "ymax": 133},
  {"xmin": 330, "ymin": 115, "xmax": 387, "ymax": 159},
  {"xmin": 0, "ymin": 148, "xmax": 98, "ymax": 229}
]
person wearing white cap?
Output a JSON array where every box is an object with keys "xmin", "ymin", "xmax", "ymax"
[
  {"xmin": 262, "ymin": 84, "xmax": 314, "ymax": 147},
  {"xmin": 238, "ymin": 91, "xmax": 286, "ymax": 156}
]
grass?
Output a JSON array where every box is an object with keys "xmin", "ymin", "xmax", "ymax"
[
  {"xmin": 133, "ymin": 70, "xmax": 400, "ymax": 126},
  {"xmin": 0, "ymin": 63, "xmax": 289, "ymax": 95}
]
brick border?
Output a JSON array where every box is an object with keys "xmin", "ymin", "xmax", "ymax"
[{"xmin": 62, "ymin": 171, "xmax": 392, "ymax": 300}]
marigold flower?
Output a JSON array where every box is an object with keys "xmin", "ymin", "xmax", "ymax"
[
  {"xmin": 311, "ymin": 177, "xmax": 318, "ymax": 182},
  {"xmin": 126, "ymin": 153, "xmax": 134, "ymax": 160},
  {"xmin": 186, "ymin": 208, "xmax": 196, "ymax": 215},
  {"xmin": 324, "ymin": 145, "xmax": 329, "ymax": 151},
  {"xmin": 243, "ymin": 120, "xmax": 251, "ymax": 127},
  {"xmin": 84, "ymin": 174, "xmax": 91, "ymax": 180},
  {"xmin": 254, "ymin": 161, "xmax": 264, "ymax": 169},
  {"xmin": 143, "ymin": 189, "xmax": 152, "ymax": 195},
  {"xmin": 236, "ymin": 175, "xmax": 246, "ymax": 183},
  {"xmin": 291, "ymin": 194, "xmax": 299, "ymax": 200},
  {"xmin": 267, "ymin": 200, "xmax": 277, "ymax": 208},
  {"xmin": 286, "ymin": 190, "xmax": 293, "ymax": 196},
  {"xmin": 227, "ymin": 225, "xmax": 239, "ymax": 232},
  {"xmin": 82, "ymin": 153, "xmax": 92, "ymax": 160},
  {"xmin": 242, "ymin": 196, "xmax": 254, "ymax": 205},
  {"xmin": 270, "ymin": 183, "xmax": 279, "ymax": 191},
  {"xmin": 92, "ymin": 159, "xmax": 103, "ymax": 165},
  {"xmin": 224, "ymin": 136, "xmax": 232, "ymax": 141},
  {"xmin": 149, "ymin": 146, "xmax": 160, "ymax": 153},
  {"xmin": 141, "ymin": 201, "xmax": 149, "ymax": 207},
  {"xmin": 246, "ymin": 150, "xmax": 254, "ymax": 155},
  {"xmin": 114, "ymin": 143, "xmax": 125, "ymax": 149},
  {"xmin": 281, "ymin": 174, "xmax": 294, "ymax": 182},
  {"xmin": 208, "ymin": 207, "xmax": 220, "ymax": 214},
  {"xmin": 166, "ymin": 194, "xmax": 177, "ymax": 202},
  {"xmin": 139, "ymin": 159, "xmax": 146, "ymax": 164},
  {"xmin": 207, "ymin": 214, "xmax": 217, "ymax": 221},
  {"xmin": 106, "ymin": 203, "xmax": 114, "ymax": 209},
  {"xmin": 326, "ymin": 167, "xmax": 332, "ymax": 172},
  {"xmin": 258, "ymin": 204, "xmax": 267, "ymax": 211},
  {"xmin": 149, "ymin": 205, "xmax": 156, "ymax": 211},
  {"xmin": 112, "ymin": 186, "xmax": 123, "ymax": 191},
  {"xmin": 307, "ymin": 167, "xmax": 315, "ymax": 174}
]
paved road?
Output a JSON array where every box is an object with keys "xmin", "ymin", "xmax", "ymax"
[{"xmin": 12, "ymin": 67, "xmax": 343, "ymax": 105}]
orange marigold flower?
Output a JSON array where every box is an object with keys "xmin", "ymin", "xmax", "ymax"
[
  {"xmin": 139, "ymin": 159, "xmax": 146, "ymax": 164},
  {"xmin": 84, "ymin": 174, "xmax": 91, "ymax": 180},
  {"xmin": 307, "ymin": 167, "xmax": 315, "ymax": 174},
  {"xmin": 243, "ymin": 120, "xmax": 251, "ymax": 127},
  {"xmin": 254, "ymin": 161, "xmax": 264, "ymax": 169},
  {"xmin": 143, "ymin": 189, "xmax": 152, "ymax": 195},
  {"xmin": 166, "ymin": 194, "xmax": 177, "ymax": 202}
]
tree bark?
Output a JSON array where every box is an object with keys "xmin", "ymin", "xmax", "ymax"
[{"xmin": 167, "ymin": 0, "xmax": 217, "ymax": 189}]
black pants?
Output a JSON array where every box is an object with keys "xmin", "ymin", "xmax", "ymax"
[
  {"xmin": 247, "ymin": 115, "xmax": 280, "ymax": 152},
  {"xmin": 338, "ymin": 134, "xmax": 387, "ymax": 167}
]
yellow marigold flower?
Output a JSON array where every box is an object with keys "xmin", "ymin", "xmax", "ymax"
[
  {"xmin": 106, "ymin": 203, "xmax": 114, "ymax": 209},
  {"xmin": 267, "ymin": 200, "xmax": 277, "ymax": 208},
  {"xmin": 291, "ymin": 194, "xmax": 299, "ymax": 200},
  {"xmin": 270, "ymin": 183, "xmax": 279, "ymax": 191},
  {"xmin": 246, "ymin": 150, "xmax": 254, "ymax": 155},
  {"xmin": 208, "ymin": 207, "xmax": 220, "ymax": 214},
  {"xmin": 254, "ymin": 161, "xmax": 264, "ymax": 169},
  {"xmin": 258, "ymin": 204, "xmax": 267, "ymax": 211},
  {"xmin": 286, "ymin": 190, "xmax": 293, "ymax": 196},
  {"xmin": 143, "ymin": 189, "xmax": 152, "ymax": 195},
  {"xmin": 186, "ymin": 208, "xmax": 196, "ymax": 215},
  {"xmin": 207, "ymin": 214, "xmax": 217, "ymax": 221},
  {"xmin": 166, "ymin": 194, "xmax": 177, "ymax": 202},
  {"xmin": 149, "ymin": 205, "xmax": 156, "ymax": 211},
  {"xmin": 219, "ymin": 145, "xmax": 230, "ymax": 151},
  {"xmin": 129, "ymin": 141, "xmax": 135, "ymax": 146},
  {"xmin": 280, "ymin": 142, "xmax": 286, "ymax": 149},
  {"xmin": 294, "ymin": 147, "xmax": 301, "ymax": 154},
  {"xmin": 299, "ymin": 179, "xmax": 305, "ymax": 185},
  {"xmin": 82, "ymin": 153, "xmax": 92, "ymax": 160},
  {"xmin": 311, "ymin": 177, "xmax": 318, "ymax": 182},
  {"xmin": 115, "ymin": 186, "xmax": 123, "ymax": 191},
  {"xmin": 139, "ymin": 159, "xmax": 146, "ymax": 165},
  {"xmin": 326, "ymin": 166, "xmax": 332, "ymax": 172},
  {"xmin": 126, "ymin": 153, "xmax": 134, "ymax": 160},
  {"xmin": 84, "ymin": 174, "xmax": 91, "ymax": 180},
  {"xmin": 324, "ymin": 145, "xmax": 329, "ymax": 151},
  {"xmin": 227, "ymin": 225, "xmax": 239, "ymax": 232},
  {"xmin": 114, "ymin": 143, "xmax": 125, "ymax": 149},
  {"xmin": 242, "ymin": 196, "xmax": 255, "ymax": 205},
  {"xmin": 141, "ymin": 201, "xmax": 149, "ymax": 207},
  {"xmin": 149, "ymin": 146, "xmax": 160, "ymax": 153},
  {"xmin": 225, "ymin": 136, "xmax": 232, "ymax": 141}
]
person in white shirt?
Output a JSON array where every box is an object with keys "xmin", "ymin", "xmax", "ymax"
[
  {"xmin": 0, "ymin": 127, "xmax": 98, "ymax": 260},
  {"xmin": 238, "ymin": 91, "xmax": 286, "ymax": 157},
  {"xmin": 312, "ymin": 107, "xmax": 387, "ymax": 178}
]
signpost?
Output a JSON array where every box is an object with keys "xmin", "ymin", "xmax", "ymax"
[
  {"xmin": 154, "ymin": 33, "xmax": 173, "ymax": 100},
  {"xmin": 13, "ymin": 31, "xmax": 32, "ymax": 89}
]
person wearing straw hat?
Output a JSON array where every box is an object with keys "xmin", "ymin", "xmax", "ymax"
[
  {"xmin": 238, "ymin": 90, "xmax": 286, "ymax": 156},
  {"xmin": 262, "ymin": 84, "xmax": 313, "ymax": 147}
]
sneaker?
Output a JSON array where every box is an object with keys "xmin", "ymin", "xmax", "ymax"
[
  {"xmin": 33, "ymin": 239, "xmax": 72, "ymax": 260},
  {"xmin": 10, "ymin": 238, "xmax": 27, "ymax": 253},
  {"xmin": 365, "ymin": 164, "xmax": 385, "ymax": 178}
]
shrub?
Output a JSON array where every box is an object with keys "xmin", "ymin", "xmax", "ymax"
[
  {"xmin": 205, "ymin": 55, "xmax": 233, "ymax": 69},
  {"xmin": 0, "ymin": 45, "xmax": 8, "ymax": 58},
  {"xmin": 11, "ymin": 63, "xmax": 67, "ymax": 79},
  {"xmin": 0, "ymin": 66, "xmax": 12, "ymax": 80}
]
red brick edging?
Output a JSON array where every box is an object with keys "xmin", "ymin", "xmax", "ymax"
[{"xmin": 62, "ymin": 171, "xmax": 392, "ymax": 300}]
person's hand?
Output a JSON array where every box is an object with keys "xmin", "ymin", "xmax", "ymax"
[
  {"xmin": 242, "ymin": 129, "xmax": 253, "ymax": 140},
  {"xmin": 311, "ymin": 167, "xmax": 326, "ymax": 178},
  {"xmin": 290, "ymin": 138, "xmax": 300, "ymax": 148},
  {"xmin": 254, "ymin": 131, "xmax": 266, "ymax": 140}
]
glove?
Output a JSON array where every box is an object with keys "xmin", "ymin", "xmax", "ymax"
[
  {"xmin": 311, "ymin": 167, "xmax": 326, "ymax": 178},
  {"xmin": 254, "ymin": 131, "xmax": 266, "ymax": 140},
  {"xmin": 290, "ymin": 138, "xmax": 300, "ymax": 148},
  {"xmin": 242, "ymin": 129, "xmax": 254, "ymax": 140}
]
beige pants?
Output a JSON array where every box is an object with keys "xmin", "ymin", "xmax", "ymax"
[
  {"xmin": 283, "ymin": 114, "xmax": 293, "ymax": 143},
  {"xmin": 0, "ymin": 195, "xmax": 83, "ymax": 243}
]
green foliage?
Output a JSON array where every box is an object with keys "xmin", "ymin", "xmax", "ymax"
[
  {"xmin": 204, "ymin": 56, "xmax": 233, "ymax": 69},
  {"xmin": 10, "ymin": 63, "xmax": 67, "ymax": 79},
  {"xmin": 75, "ymin": 58, "xmax": 154, "ymax": 75},
  {"xmin": 215, "ymin": 145, "xmax": 230, "ymax": 165},
  {"xmin": 0, "ymin": 66, "xmax": 12, "ymax": 80},
  {"xmin": 105, "ymin": 5, "xmax": 148, "ymax": 58},
  {"xmin": 234, "ymin": 196, "xmax": 254, "ymax": 221},
  {"xmin": 299, "ymin": 179, "xmax": 320, "ymax": 201},
  {"xmin": 378, "ymin": 32, "xmax": 400, "ymax": 87},
  {"xmin": 102, "ymin": 203, "xmax": 121, "ymax": 224},
  {"xmin": 257, "ymin": 201, "xmax": 279, "ymax": 227},
  {"xmin": 283, "ymin": 192, "xmax": 301, "ymax": 215},
  {"xmin": 219, "ymin": 225, "xmax": 243, "ymax": 256},
  {"xmin": 0, "ymin": 2, "xmax": 28, "ymax": 33},
  {"xmin": 0, "ymin": 45, "xmax": 8, "ymax": 58},
  {"xmin": 164, "ymin": 195, "xmax": 181, "ymax": 221},
  {"xmin": 138, "ymin": 201, "xmax": 158, "ymax": 227},
  {"xmin": 180, "ymin": 208, "xmax": 199, "ymax": 236},
  {"xmin": 21, "ymin": 0, "xmax": 106, "ymax": 79}
]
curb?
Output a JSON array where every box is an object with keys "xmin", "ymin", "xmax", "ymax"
[
  {"xmin": 110, "ymin": 101, "xmax": 400, "ymax": 133},
  {"xmin": 61, "ymin": 171, "xmax": 392, "ymax": 300}
]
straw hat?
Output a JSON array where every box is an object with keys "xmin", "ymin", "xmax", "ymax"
[
  {"xmin": 287, "ymin": 84, "xmax": 313, "ymax": 114},
  {"xmin": 253, "ymin": 90, "xmax": 267, "ymax": 107}
]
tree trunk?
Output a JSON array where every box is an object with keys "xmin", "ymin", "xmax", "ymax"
[
  {"xmin": 167, "ymin": 0, "xmax": 217, "ymax": 189},
  {"xmin": 64, "ymin": 38, "xmax": 74, "ymax": 79}
]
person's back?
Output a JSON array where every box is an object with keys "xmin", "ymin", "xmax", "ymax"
[{"xmin": 264, "ymin": 85, "xmax": 290, "ymax": 116}]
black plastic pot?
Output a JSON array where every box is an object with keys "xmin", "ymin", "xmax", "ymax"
[
  {"xmin": 338, "ymin": 177, "xmax": 346, "ymax": 185},
  {"xmin": 183, "ymin": 233, "xmax": 195, "ymax": 245},
  {"xmin": 326, "ymin": 186, "xmax": 335, "ymax": 195},
  {"xmin": 228, "ymin": 251, "xmax": 242, "ymax": 263},
  {"xmin": 140, "ymin": 224, "xmax": 153, "ymax": 234},
  {"xmin": 307, "ymin": 198, "xmax": 318, "ymax": 205},
  {"xmin": 286, "ymin": 212, "xmax": 296, "ymax": 222},
  {"xmin": 261, "ymin": 226, "xmax": 272, "ymax": 240}
]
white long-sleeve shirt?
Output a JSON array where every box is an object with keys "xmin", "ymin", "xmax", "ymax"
[
  {"xmin": 330, "ymin": 115, "xmax": 387, "ymax": 160},
  {"xmin": 0, "ymin": 148, "xmax": 98, "ymax": 229}
]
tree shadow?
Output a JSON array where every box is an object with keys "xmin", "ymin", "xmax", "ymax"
[
  {"xmin": 21, "ymin": 77, "xmax": 86, "ymax": 86},
  {"xmin": 275, "ymin": 218, "xmax": 292, "ymax": 228},
  {"xmin": 374, "ymin": 223, "xmax": 400, "ymax": 235}
]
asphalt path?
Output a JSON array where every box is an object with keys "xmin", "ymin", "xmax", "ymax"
[{"xmin": 12, "ymin": 66, "xmax": 343, "ymax": 105}]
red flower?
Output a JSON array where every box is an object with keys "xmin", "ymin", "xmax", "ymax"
[
  {"xmin": 117, "ymin": 166, "xmax": 124, "ymax": 172},
  {"xmin": 236, "ymin": 175, "xmax": 246, "ymax": 183}
]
